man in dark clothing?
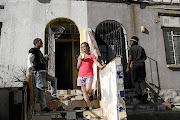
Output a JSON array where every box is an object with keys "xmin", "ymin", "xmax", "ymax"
[
  {"xmin": 126, "ymin": 36, "xmax": 147, "ymax": 101},
  {"xmin": 27, "ymin": 38, "xmax": 58, "ymax": 112}
]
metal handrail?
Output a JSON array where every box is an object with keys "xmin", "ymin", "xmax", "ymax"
[{"xmin": 146, "ymin": 56, "xmax": 160, "ymax": 91}]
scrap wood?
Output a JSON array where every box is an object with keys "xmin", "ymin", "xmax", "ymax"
[{"xmin": 25, "ymin": 74, "xmax": 33, "ymax": 107}]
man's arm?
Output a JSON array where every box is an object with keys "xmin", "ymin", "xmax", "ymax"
[
  {"xmin": 27, "ymin": 53, "xmax": 35, "ymax": 73},
  {"xmin": 126, "ymin": 55, "xmax": 132, "ymax": 73}
]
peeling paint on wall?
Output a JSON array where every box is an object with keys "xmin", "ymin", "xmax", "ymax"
[{"xmin": 100, "ymin": 57, "xmax": 127, "ymax": 120}]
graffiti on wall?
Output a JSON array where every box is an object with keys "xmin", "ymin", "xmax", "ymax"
[{"xmin": 116, "ymin": 65, "xmax": 127, "ymax": 120}]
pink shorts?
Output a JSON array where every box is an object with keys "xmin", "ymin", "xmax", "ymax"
[{"xmin": 77, "ymin": 76, "xmax": 93, "ymax": 86}]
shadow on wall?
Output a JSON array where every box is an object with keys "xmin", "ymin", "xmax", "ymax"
[{"xmin": 38, "ymin": 0, "xmax": 51, "ymax": 3}]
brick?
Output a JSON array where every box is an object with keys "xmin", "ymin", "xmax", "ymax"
[
  {"xmin": 91, "ymin": 100, "xmax": 100, "ymax": 108},
  {"xmin": 66, "ymin": 112, "xmax": 76, "ymax": 119},
  {"xmin": 34, "ymin": 103, "xmax": 40, "ymax": 112},
  {"xmin": 46, "ymin": 101, "xmax": 59, "ymax": 110},
  {"xmin": 71, "ymin": 90, "xmax": 76, "ymax": 95},
  {"xmin": 57, "ymin": 95, "xmax": 72, "ymax": 100},
  {"xmin": 75, "ymin": 95, "xmax": 84, "ymax": 100},
  {"xmin": 56, "ymin": 90, "xmax": 68, "ymax": 95},
  {"xmin": 67, "ymin": 90, "xmax": 71, "ymax": 95},
  {"xmin": 75, "ymin": 90, "xmax": 83, "ymax": 95},
  {"xmin": 71, "ymin": 100, "xmax": 86, "ymax": 107}
]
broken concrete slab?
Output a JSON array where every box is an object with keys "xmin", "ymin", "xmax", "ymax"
[{"xmin": 66, "ymin": 112, "xmax": 76, "ymax": 119}]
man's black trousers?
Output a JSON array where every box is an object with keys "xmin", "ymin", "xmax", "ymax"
[{"xmin": 131, "ymin": 62, "xmax": 147, "ymax": 96}]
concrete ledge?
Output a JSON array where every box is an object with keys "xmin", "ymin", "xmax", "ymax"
[
  {"xmin": 34, "ymin": 100, "xmax": 99, "ymax": 111},
  {"xmin": 167, "ymin": 64, "xmax": 180, "ymax": 71},
  {"xmin": 0, "ymin": 82, "xmax": 23, "ymax": 88},
  {"xmin": 33, "ymin": 116, "xmax": 51, "ymax": 120}
]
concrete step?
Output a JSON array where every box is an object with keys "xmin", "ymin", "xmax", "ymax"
[
  {"xmin": 83, "ymin": 108, "xmax": 103, "ymax": 119},
  {"xmin": 34, "ymin": 100, "xmax": 100, "ymax": 112},
  {"xmin": 46, "ymin": 90, "xmax": 84, "ymax": 101},
  {"xmin": 48, "ymin": 89, "xmax": 83, "ymax": 96},
  {"xmin": 124, "ymin": 89, "xmax": 136, "ymax": 92},
  {"xmin": 126, "ymin": 103, "xmax": 172, "ymax": 113},
  {"xmin": 127, "ymin": 110, "xmax": 180, "ymax": 120},
  {"xmin": 33, "ymin": 116, "xmax": 52, "ymax": 120},
  {"xmin": 33, "ymin": 110, "xmax": 83, "ymax": 120},
  {"xmin": 33, "ymin": 109, "xmax": 103, "ymax": 120}
]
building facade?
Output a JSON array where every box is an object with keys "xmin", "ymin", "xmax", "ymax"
[{"xmin": 0, "ymin": 0, "xmax": 180, "ymax": 102}]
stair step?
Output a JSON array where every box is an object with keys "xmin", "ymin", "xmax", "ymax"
[
  {"xmin": 34, "ymin": 100, "xmax": 100, "ymax": 112},
  {"xmin": 83, "ymin": 108, "xmax": 103, "ymax": 118},
  {"xmin": 127, "ymin": 110, "xmax": 180, "ymax": 120},
  {"xmin": 33, "ymin": 109, "xmax": 102, "ymax": 120},
  {"xmin": 46, "ymin": 90, "xmax": 83, "ymax": 101},
  {"xmin": 126, "ymin": 103, "xmax": 172, "ymax": 113},
  {"xmin": 33, "ymin": 110, "xmax": 83, "ymax": 120},
  {"xmin": 54, "ymin": 89, "xmax": 83, "ymax": 96},
  {"xmin": 34, "ymin": 110, "xmax": 83, "ymax": 115},
  {"xmin": 33, "ymin": 116, "xmax": 52, "ymax": 120},
  {"xmin": 124, "ymin": 89, "xmax": 136, "ymax": 92}
]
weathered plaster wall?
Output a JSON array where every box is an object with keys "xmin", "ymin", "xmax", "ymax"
[
  {"xmin": 0, "ymin": 0, "xmax": 88, "ymax": 86},
  {"xmin": 100, "ymin": 57, "xmax": 126, "ymax": 120},
  {"xmin": 87, "ymin": 1, "xmax": 180, "ymax": 89}
]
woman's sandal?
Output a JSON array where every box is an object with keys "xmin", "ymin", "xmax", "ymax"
[
  {"xmin": 83, "ymin": 107, "xmax": 89, "ymax": 110},
  {"xmin": 89, "ymin": 95, "xmax": 93, "ymax": 101}
]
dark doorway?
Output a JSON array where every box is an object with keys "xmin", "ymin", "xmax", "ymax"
[
  {"xmin": 45, "ymin": 18, "xmax": 80, "ymax": 90},
  {"xmin": 56, "ymin": 42, "xmax": 72, "ymax": 89},
  {"xmin": 95, "ymin": 20, "xmax": 133, "ymax": 89}
]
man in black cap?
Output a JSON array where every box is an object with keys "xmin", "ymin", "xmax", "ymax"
[{"xmin": 126, "ymin": 36, "xmax": 147, "ymax": 101}]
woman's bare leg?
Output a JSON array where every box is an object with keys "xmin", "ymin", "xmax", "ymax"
[
  {"xmin": 86, "ymin": 83, "xmax": 92, "ymax": 97},
  {"xmin": 81, "ymin": 85, "xmax": 90, "ymax": 107}
]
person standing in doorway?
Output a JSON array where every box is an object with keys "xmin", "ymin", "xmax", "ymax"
[
  {"xmin": 27, "ymin": 38, "xmax": 59, "ymax": 112},
  {"xmin": 77, "ymin": 42, "xmax": 106, "ymax": 110},
  {"xmin": 126, "ymin": 36, "xmax": 147, "ymax": 101}
]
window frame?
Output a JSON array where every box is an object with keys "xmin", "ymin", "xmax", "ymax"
[{"xmin": 162, "ymin": 27, "xmax": 180, "ymax": 70}]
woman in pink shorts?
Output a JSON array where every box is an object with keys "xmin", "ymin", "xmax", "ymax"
[{"xmin": 77, "ymin": 42, "xmax": 105, "ymax": 110}]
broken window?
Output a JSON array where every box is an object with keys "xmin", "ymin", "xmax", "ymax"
[{"xmin": 163, "ymin": 28, "xmax": 180, "ymax": 65}]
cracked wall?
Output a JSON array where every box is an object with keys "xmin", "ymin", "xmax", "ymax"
[{"xmin": 0, "ymin": 0, "xmax": 88, "ymax": 87}]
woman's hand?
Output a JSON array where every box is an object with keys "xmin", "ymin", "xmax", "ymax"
[
  {"xmin": 80, "ymin": 54, "xmax": 85, "ymax": 60},
  {"xmin": 101, "ymin": 64, "xmax": 106, "ymax": 70}
]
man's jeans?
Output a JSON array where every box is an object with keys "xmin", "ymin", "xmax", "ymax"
[{"xmin": 34, "ymin": 71, "xmax": 57, "ymax": 110}]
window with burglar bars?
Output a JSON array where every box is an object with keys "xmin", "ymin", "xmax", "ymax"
[
  {"xmin": 95, "ymin": 20, "xmax": 125, "ymax": 63},
  {"xmin": 163, "ymin": 28, "xmax": 180, "ymax": 65}
]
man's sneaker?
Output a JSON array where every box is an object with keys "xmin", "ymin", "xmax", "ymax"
[{"xmin": 41, "ymin": 107, "xmax": 52, "ymax": 112}]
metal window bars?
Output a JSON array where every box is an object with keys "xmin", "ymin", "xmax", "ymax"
[
  {"xmin": 95, "ymin": 21, "xmax": 123, "ymax": 62},
  {"xmin": 170, "ymin": 30, "xmax": 180, "ymax": 65}
]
